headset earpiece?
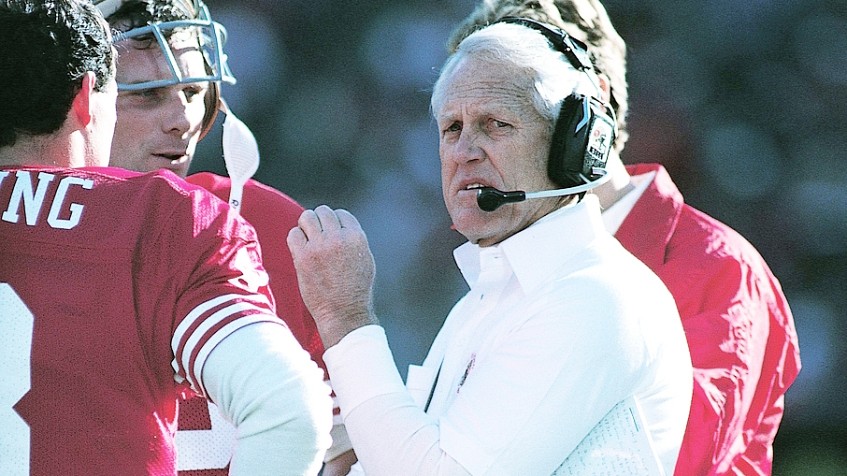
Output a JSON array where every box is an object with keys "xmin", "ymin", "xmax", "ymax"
[
  {"xmin": 493, "ymin": 17, "xmax": 617, "ymax": 189},
  {"xmin": 548, "ymin": 94, "xmax": 616, "ymax": 188}
]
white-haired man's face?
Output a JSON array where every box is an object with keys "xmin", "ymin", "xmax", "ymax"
[{"xmin": 435, "ymin": 56, "xmax": 563, "ymax": 247}]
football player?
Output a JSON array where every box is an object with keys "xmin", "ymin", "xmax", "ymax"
[
  {"xmin": 0, "ymin": 1, "xmax": 331, "ymax": 475},
  {"xmin": 93, "ymin": 0, "xmax": 353, "ymax": 473}
]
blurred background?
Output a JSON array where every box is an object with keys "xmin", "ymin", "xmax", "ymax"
[{"xmin": 194, "ymin": 0, "xmax": 846, "ymax": 473}]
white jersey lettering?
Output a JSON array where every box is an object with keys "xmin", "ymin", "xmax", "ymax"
[
  {"xmin": 0, "ymin": 171, "xmax": 92, "ymax": 229},
  {"xmin": 0, "ymin": 283, "xmax": 34, "ymax": 476},
  {"xmin": 47, "ymin": 176, "xmax": 94, "ymax": 229},
  {"xmin": 2, "ymin": 171, "xmax": 55, "ymax": 225},
  {"xmin": 175, "ymin": 401, "xmax": 236, "ymax": 471}
]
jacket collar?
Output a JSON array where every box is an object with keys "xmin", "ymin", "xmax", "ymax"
[{"xmin": 615, "ymin": 164, "xmax": 684, "ymax": 269}]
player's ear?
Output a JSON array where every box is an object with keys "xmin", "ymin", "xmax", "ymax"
[{"xmin": 69, "ymin": 71, "xmax": 96, "ymax": 128}]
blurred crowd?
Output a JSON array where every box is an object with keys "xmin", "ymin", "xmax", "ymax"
[{"xmin": 194, "ymin": 1, "xmax": 847, "ymax": 473}]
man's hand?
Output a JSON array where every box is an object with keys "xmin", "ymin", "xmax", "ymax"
[
  {"xmin": 322, "ymin": 449, "xmax": 358, "ymax": 476},
  {"xmin": 287, "ymin": 205, "xmax": 378, "ymax": 348}
]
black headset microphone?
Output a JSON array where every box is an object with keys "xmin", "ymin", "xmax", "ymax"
[
  {"xmin": 475, "ymin": 17, "xmax": 617, "ymax": 213},
  {"xmin": 476, "ymin": 171, "xmax": 612, "ymax": 212}
]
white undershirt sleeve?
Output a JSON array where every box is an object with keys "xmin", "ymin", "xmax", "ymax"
[{"xmin": 202, "ymin": 321, "xmax": 334, "ymax": 476}]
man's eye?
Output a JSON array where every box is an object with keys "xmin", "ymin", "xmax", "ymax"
[
  {"xmin": 444, "ymin": 122, "xmax": 461, "ymax": 134},
  {"xmin": 491, "ymin": 119, "xmax": 511, "ymax": 129},
  {"xmin": 127, "ymin": 88, "xmax": 159, "ymax": 99},
  {"xmin": 184, "ymin": 86, "xmax": 207, "ymax": 101}
]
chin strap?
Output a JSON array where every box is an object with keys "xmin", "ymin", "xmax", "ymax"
[{"xmin": 219, "ymin": 98, "xmax": 260, "ymax": 214}]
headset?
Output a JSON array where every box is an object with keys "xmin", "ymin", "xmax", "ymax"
[{"xmin": 475, "ymin": 17, "xmax": 618, "ymax": 212}]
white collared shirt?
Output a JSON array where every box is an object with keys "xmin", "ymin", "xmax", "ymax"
[{"xmin": 325, "ymin": 195, "xmax": 692, "ymax": 475}]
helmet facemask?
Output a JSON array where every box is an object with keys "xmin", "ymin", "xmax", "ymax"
[
  {"xmin": 100, "ymin": 0, "xmax": 235, "ymax": 138},
  {"xmin": 98, "ymin": 0, "xmax": 260, "ymax": 208}
]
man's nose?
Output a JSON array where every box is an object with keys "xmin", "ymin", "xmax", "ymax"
[
  {"xmin": 161, "ymin": 95, "xmax": 194, "ymax": 135},
  {"xmin": 452, "ymin": 128, "xmax": 486, "ymax": 164}
]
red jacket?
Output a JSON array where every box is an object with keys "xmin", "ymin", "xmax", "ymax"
[{"xmin": 616, "ymin": 164, "xmax": 801, "ymax": 476}]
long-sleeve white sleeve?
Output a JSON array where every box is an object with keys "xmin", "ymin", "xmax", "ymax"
[
  {"xmin": 202, "ymin": 321, "xmax": 334, "ymax": 476},
  {"xmin": 324, "ymin": 325, "xmax": 471, "ymax": 475}
]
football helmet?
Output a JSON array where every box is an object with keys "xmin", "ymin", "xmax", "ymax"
[
  {"xmin": 95, "ymin": 0, "xmax": 235, "ymax": 139},
  {"xmin": 96, "ymin": 0, "xmax": 260, "ymax": 209}
]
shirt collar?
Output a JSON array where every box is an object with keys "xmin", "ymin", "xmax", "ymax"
[{"xmin": 453, "ymin": 195, "xmax": 608, "ymax": 294}]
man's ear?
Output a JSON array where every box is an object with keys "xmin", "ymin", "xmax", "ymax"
[{"xmin": 70, "ymin": 71, "xmax": 96, "ymax": 128}]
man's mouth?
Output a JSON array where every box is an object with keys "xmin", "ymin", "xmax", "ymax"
[{"xmin": 155, "ymin": 153, "xmax": 188, "ymax": 165}]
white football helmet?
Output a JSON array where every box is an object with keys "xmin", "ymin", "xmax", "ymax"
[
  {"xmin": 95, "ymin": 0, "xmax": 235, "ymax": 138},
  {"xmin": 96, "ymin": 0, "xmax": 259, "ymax": 209}
]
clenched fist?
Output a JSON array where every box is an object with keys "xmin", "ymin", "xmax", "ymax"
[{"xmin": 287, "ymin": 205, "xmax": 379, "ymax": 348}]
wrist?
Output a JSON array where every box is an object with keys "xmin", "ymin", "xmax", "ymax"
[{"xmin": 315, "ymin": 308, "xmax": 378, "ymax": 349}]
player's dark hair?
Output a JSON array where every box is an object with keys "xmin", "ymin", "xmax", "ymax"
[
  {"xmin": 106, "ymin": 0, "xmax": 194, "ymax": 35},
  {"xmin": 0, "ymin": 0, "xmax": 115, "ymax": 148}
]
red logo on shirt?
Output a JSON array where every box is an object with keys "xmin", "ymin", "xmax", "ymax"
[{"xmin": 458, "ymin": 353, "xmax": 476, "ymax": 392}]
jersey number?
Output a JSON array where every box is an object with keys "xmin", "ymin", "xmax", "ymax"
[
  {"xmin": 0, "ymin": 283, "xmax": 34, "ymax": 475},
  {"xmin": 175, "ymin": 401, "xmax": 237, "ymax": 471},
  {"xmin": 0, "ymin": 284, "xmax": 237, "ymax": 474}
]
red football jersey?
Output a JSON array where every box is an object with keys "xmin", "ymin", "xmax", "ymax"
[
  {"xmin": 0, "ymin": 167, "xmax": 278, "ymax": 476},
  {"xmin": 186, "ymin": 173, "xmax": 325, "ymax": 369},
  {"xmin": 175, "ymin": 173, "xmax": 328, "ymax": 475}
]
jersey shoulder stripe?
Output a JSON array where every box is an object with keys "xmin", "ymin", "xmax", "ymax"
[{"xmin": 172, "ymin": 293, "xmax": 279, "ymax": 396}]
